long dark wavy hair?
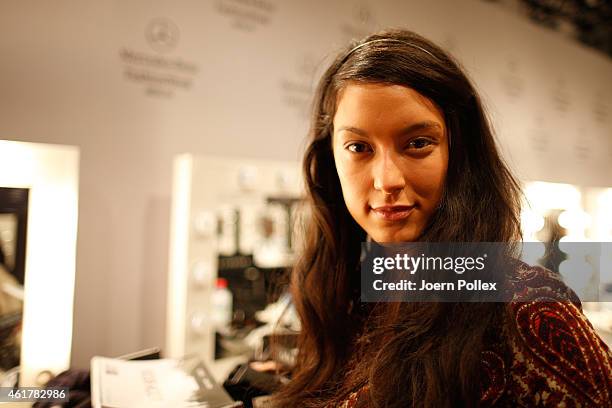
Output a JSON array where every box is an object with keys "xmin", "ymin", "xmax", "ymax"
[{"xmin": 271, "ymin": 29, "xmax": 523, "ymax": 408}]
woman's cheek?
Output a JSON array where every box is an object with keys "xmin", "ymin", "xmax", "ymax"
[
  {"xmin": 349, "ymin": 173, "xmax": 371, "ymax": 206},
  {"xmin": 410, "ymin": 163, "xmax": 446, "ymax": 200},
  {"xmin": 340, "ymin": 183, "xmax": 367, "ymax": 221}
]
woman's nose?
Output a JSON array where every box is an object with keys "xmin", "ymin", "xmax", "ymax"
[{"xmin": 372, "ymin": 153, "xmax": 406, "ymax": 195}]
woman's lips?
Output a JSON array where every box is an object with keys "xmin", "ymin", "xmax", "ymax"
[{"xmin": 370, "ymin": 205, "xmax": 415, "ymax": 221}]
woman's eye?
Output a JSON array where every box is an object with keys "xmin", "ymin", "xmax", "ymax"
[
  {"xmin": 346, "ymin": 143, "xmax": 372, "ymax": 153},
  {"xmin": 408, "ymin": 138, "xmax": 433, "ymax": 150}
]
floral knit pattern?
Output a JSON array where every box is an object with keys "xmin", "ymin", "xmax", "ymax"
[{"xmin": 334, "ymin": 263, "xmax": 612, "ymax": 407}]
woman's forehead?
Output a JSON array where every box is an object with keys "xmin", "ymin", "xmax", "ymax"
[{"xmin": 333, "ymin": 83, "xmax": 446, "ymax": 133}]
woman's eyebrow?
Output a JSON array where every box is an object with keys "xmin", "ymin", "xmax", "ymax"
[
  {"xmin": 336, "ymin": 121, "xmax": 443, "ymax": 136},
  {"xmin": 336, "ymin": 126, "xmax": 368, "ymax": 136},
  {"xmin": 400, "ymin": 121, "xmax": 443, "ymax": 134}
]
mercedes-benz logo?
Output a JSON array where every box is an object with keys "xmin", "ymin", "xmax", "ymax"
[{"xmin": 146, "ymin": 17, "xmax": 179, "ymax": 53}]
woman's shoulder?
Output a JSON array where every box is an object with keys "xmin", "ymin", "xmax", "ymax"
[
  {"xmin": 502, "ymin": 261, "xmax": 612, "ymax": 407},
  {"xmin": 331, "ymin": 263, "xmax": 612, "ymax": 408},
  {"xmin": 506, "ymin": 259, "xmax": 582, "ymax": 304}
]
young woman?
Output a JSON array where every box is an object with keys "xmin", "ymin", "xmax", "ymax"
[{"xmin": 271, "ymin": 30, "xmax": 612, "ymax": 407}]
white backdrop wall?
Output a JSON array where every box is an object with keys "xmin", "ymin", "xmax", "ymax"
[{"xmin": 0, "ymin": 0, "xmax": 610, "ymax": 368}]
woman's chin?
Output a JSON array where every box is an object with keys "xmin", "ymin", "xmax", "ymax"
[{"xmin": 369, "ymin": 229, "xmax": 419, "ymax": 244}]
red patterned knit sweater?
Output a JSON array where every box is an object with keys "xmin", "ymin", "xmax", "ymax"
[{"xmin": 333, "ymin": 263, "xmax": 612, "ymax": 407}]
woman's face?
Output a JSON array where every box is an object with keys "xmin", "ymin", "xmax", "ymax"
[{"xmin": 332, "ymin": 83, "xmax": 449, "ymax": 243}]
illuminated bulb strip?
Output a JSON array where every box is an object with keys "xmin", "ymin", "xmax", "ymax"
[
  {"xmin": 0, "ymin": 141, "xmax": 79, "ymax": 387},
  {"xmin": 166, "ymin": 155, "xmax": 193, "ymax": 358}
]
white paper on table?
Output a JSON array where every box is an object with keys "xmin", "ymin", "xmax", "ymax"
[{"xmin": 90, "ymin": 357, "xmax": 204, "ymax": 408}]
